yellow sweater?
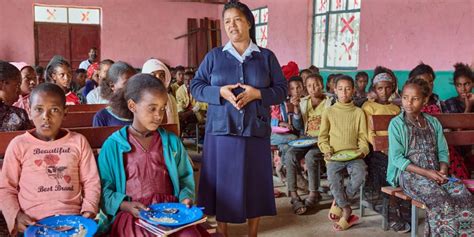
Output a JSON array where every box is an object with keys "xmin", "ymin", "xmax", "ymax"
[
  {"xmin": 361, "ymin": 100, "xmax": 400, "ymax": 144},
  {"xmin": 318, "ymin": 101, "xmax": 369, "ymax": 157}
]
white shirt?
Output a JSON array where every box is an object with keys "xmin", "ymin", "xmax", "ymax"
[
  {"xmin": 79, "ymin": 60, "xmax": 92, "ymax": 70},
  {"xmin": 222, "ymin": 41, "xmax": 260, "ymax": 63},
  {"xmin": 86, "ymin": 87, "xmax": 109, "ymax": 104}
]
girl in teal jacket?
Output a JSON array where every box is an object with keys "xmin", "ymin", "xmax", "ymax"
[
  {"xmin": 387, "ymin": 78, "xmax": 473, "ymax": 236},
  {"xmin": 97, "ymin": 74, "xmax": 205, "ymax": 236}
]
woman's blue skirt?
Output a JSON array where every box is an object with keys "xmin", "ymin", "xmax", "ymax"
[{"xmin": 197, "ymin": 133, "xmax": 277, "ymax": 223}]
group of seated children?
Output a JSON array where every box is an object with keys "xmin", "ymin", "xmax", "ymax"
[
  {"xmin": 0, "ymin": 61, "xmax": 209, "ymax": 236},
  {"xmin": 5, "ymin": 55, "xmax": 207, "ymax": 136},
  {"xmin": 0, "ymin": 56, "xmax": 473, "ymax": 235},
  {"xmin": 271, "ymin": 61, "xmax": 473, "ymax": 233}
]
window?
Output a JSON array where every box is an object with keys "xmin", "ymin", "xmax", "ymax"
[
  {"xmin": 312, "ymin": 0, "xmax": 361, "ymax": 69},
  {"xmin": 252, "ymin": 7, "xmax": 268, "ymax": 48}
]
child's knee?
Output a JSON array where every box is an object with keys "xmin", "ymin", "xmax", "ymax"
[
  {"xmin": 285, "ymin": 151, "xmax": 299, "ymax": 166},
  {"xmin": 327, "ymin": 167, "xmax": 343, "ymax": 183}
]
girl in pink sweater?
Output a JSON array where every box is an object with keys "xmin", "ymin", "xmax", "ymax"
[{"xmin": 0, "ymin": 83, "xmax": 101, "ymax": 235}]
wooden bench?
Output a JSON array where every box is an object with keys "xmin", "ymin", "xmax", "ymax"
[
  {"xmin": 62, "ymin": 111, "xmax": 97, "ymax": 128},
  {"xmin": 371, "ymin": 113, "xmax": 474, "ymax": 237},
  {"xmin": 67, "ymin": 104, "xmax": 107, "ymax": 112}
]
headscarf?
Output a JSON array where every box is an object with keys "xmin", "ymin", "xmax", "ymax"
[
  {"xmin": 372, "ymin": 72, "xmax": 392, "ymax": 84},
  {"xmin": 9, "ymin": 62, "xmax": 28, "ymax": 71},
  {"xmin": 281, "ymin": 61, "xmax": 299, "ymax": 81},
  {"xmin": 141, "ymin": 58, "xmax": 172, "ymax": 88},
  {"xmin": 87, "ymin": 62, "xmax": 99, "ymax": 79},
  {"xmin": 223, "ymin": 0, "xmax": 256, "ymax": 43}
]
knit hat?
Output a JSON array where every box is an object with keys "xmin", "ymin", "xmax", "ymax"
[
  {"xmin": 281, "ymin": 61, "xmax": 299, "ymax": 80},
  {"xmin": 142, "ymin": 58, "xmax": 172, "ymax": 88}
]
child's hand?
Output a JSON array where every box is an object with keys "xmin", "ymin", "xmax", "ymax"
[
  {"xmin": 367, "ymin": 91, "xmax": 377, "ymax": 101},
  {"xmin": 463, "ymin": 93, "xmax": 473, "ymax": 112},
  {"xmin": 16, "ymin": 211, "xmax": 35, "ymax": 232},
  {"xmin": 81, "ymin": 211, "xmax": 95, "ymax": 219},
  {"xmin": 324, "ymin": 152, "xmax": 333, "ymax": 161},
  {"xmin": 278, "ymin": 122, "xmax": 294, "ymax": 130},
  {"xmin": 181, "ymin": 198, "xmax": 193, "ymax": 208},
  {"xmin": 290, "ymin": 96, "xmax": 300, "ymax": 107},
  {"xmin": 120, "ymin": 201, "xmax": 149, "ymax": 218},
  {"xmin": 424, "ymin": 169, "xmax": 447, "ymax": 184}
]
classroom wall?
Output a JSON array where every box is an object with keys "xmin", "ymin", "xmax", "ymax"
[
  {"xmin": 2, "ymin": 0, "xmax": 473, "ymax": 74},
  {"xmin": 0, "ymin": 0, "xmax": 220, "ymax": 68},
  {"xmin": 218, "ymin": 0, "xmax": 474, "ymax": 72},
  {"xmin": 358, "ymin": 0, "xmax": 474, "ymax": 71}
]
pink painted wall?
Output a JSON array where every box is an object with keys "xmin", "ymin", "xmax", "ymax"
[
  {"xmin": 0, "ymin": 0, "xmax": 220, "ymax": 67},
  {"xmin": 358, "ymin": 0, "xmax": 474, "ymax": 70},
  {"xmin": 218, "ymin": 0, "xmax": 314, "ymax": 69},
  {"xmin": 3, "ymin": 1, "xmax": 473, "ymax": 70}
]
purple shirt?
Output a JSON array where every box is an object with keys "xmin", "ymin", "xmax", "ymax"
[{"xmin": 93, "ymin": 108, "xmax": 132, "ymax": 127}]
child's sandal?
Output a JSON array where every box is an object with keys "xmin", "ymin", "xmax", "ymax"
[
  {"xmin": 333, "ymin": 215, "xmax": 360, "ymax": 231},
  {"xmin": 290, "ymin": 197, "xmax": 307, "ymax": 215},
  {"xmin": 304, "ymin": 193, "xmax": 321, "ymax": 208},
  {"xmin": 327, "ymin": 200, "xmax": 342, "ymax": 222}
]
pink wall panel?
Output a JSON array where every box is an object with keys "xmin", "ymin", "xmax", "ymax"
[
  {"xmin": 358, "ymin": 0, "xmax": 474, "ymax": 70},
  {"xmin": 2, "ymin": 0, "xmax": 473, "ymax": 70}
]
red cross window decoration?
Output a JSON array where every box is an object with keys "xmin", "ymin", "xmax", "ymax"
[{"xmin": 312, "ymin": 0, "xmax": 361, "ymax": 68}]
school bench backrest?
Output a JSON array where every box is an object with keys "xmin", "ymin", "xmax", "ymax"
[
  {"xmin": 371, "ymin": 113, "xmax": 474, "ymax": 153},
  {"xmin": 62, "ymin": 111, "xmax": 97, "ymax": 128},
  {"xmin": 0, "ymin": 123, "xmax": 179, "ymax": 157},
  {"xmin": 67, "ymin": 104, "xmax": 107, "ymax": 112}
]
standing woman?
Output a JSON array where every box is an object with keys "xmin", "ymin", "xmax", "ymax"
[{"xmin": 190, "ymin": 1, "xmax": 287, "ymax": 236}]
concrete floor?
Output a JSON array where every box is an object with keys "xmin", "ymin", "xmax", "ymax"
[
  {"xmin": 186, "ymin": 141, "xmax": 422, "ymax": 237},
  {"xmin": 219, "ymin": 187, "xmax": 416, "ymax": 237}
]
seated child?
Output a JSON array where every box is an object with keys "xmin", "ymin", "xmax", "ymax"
[
  {"xmin": 270, "ymin": 76, "xmax": 302, "ymax": 161},
  {"xmin": 176, "ymin": 71, "xmax": 207, "ymax": 133},
  {"xmin": 71, "ymin": 68, "xmax": 87, "ymax": 104},
  {"xmin": 299, "ymin": 69, "xmax": 312, "ymax": 95},
  {"xmin": 13, "ymin": 65, "xmax": 37, "ymax": 117},
  {"xmin": 318, "ymin": 75, "xmax": 369, "ymax": 231},
  {"xmin": 325, "ymin": 74, "xmax": 337, "ymax": 97},
  {"xmin": 442, "ymin": 63, "xmax": 474, "ymax": 178},
  {"xmin": 82, "ymin": 62, "xmax": 100, "ymax": 98},
  {"xmin": 45, "ymin": 56, "xmax": 81, "ymax": 105},
  {"xmin": 0, "ymin": 61, "xmax": 30, "ymax": 131},
  {"xmin": 97, "ymin": 74, "xmax": 206, "ymax": 236},
  {"xmin": 88, "ymin": 59, "xmax": 115, "ymax": 104},
  {"xmin": 387, "ymin": 78, "xmax": 473, "ymax": 236},
  {"xmin": 142, "ymin": 58, "xmax": 180, "ymax": 130},
  {"xmin": 286, "ymin": 74, "xmax": 332, "ymax": 215},
  {"xmin": 443, "ymin": 62, "xmax": 473, "ymax": 113},
  {"xmin": 361, "ymin": 73, "xmax": 410, "ymax": 233},
  {"xmin": 170, "ymin": 66, "xmax": 185, "ymax": 97},
  {"xmin": 93, "ymin": 61, "xmax": 136, "ymax": 127},
  {"xmin": 35, "ymin": 65, "xmax": 45, "ymax": 85},
  {"xmin": 353, "ymin": 71, "xmax": 369, "ymax": 106},
  {"xmin": 0, "ymin": 83, "xmax": 101, "ymax": 235},
  {"xmin": 409, "ymin": 62, "xmax": 442, "ymax": 113}
]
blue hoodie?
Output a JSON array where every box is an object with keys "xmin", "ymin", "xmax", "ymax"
[{"xmin": 97, "ymin": 126, "xmax": 194, "ymax": 231}]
